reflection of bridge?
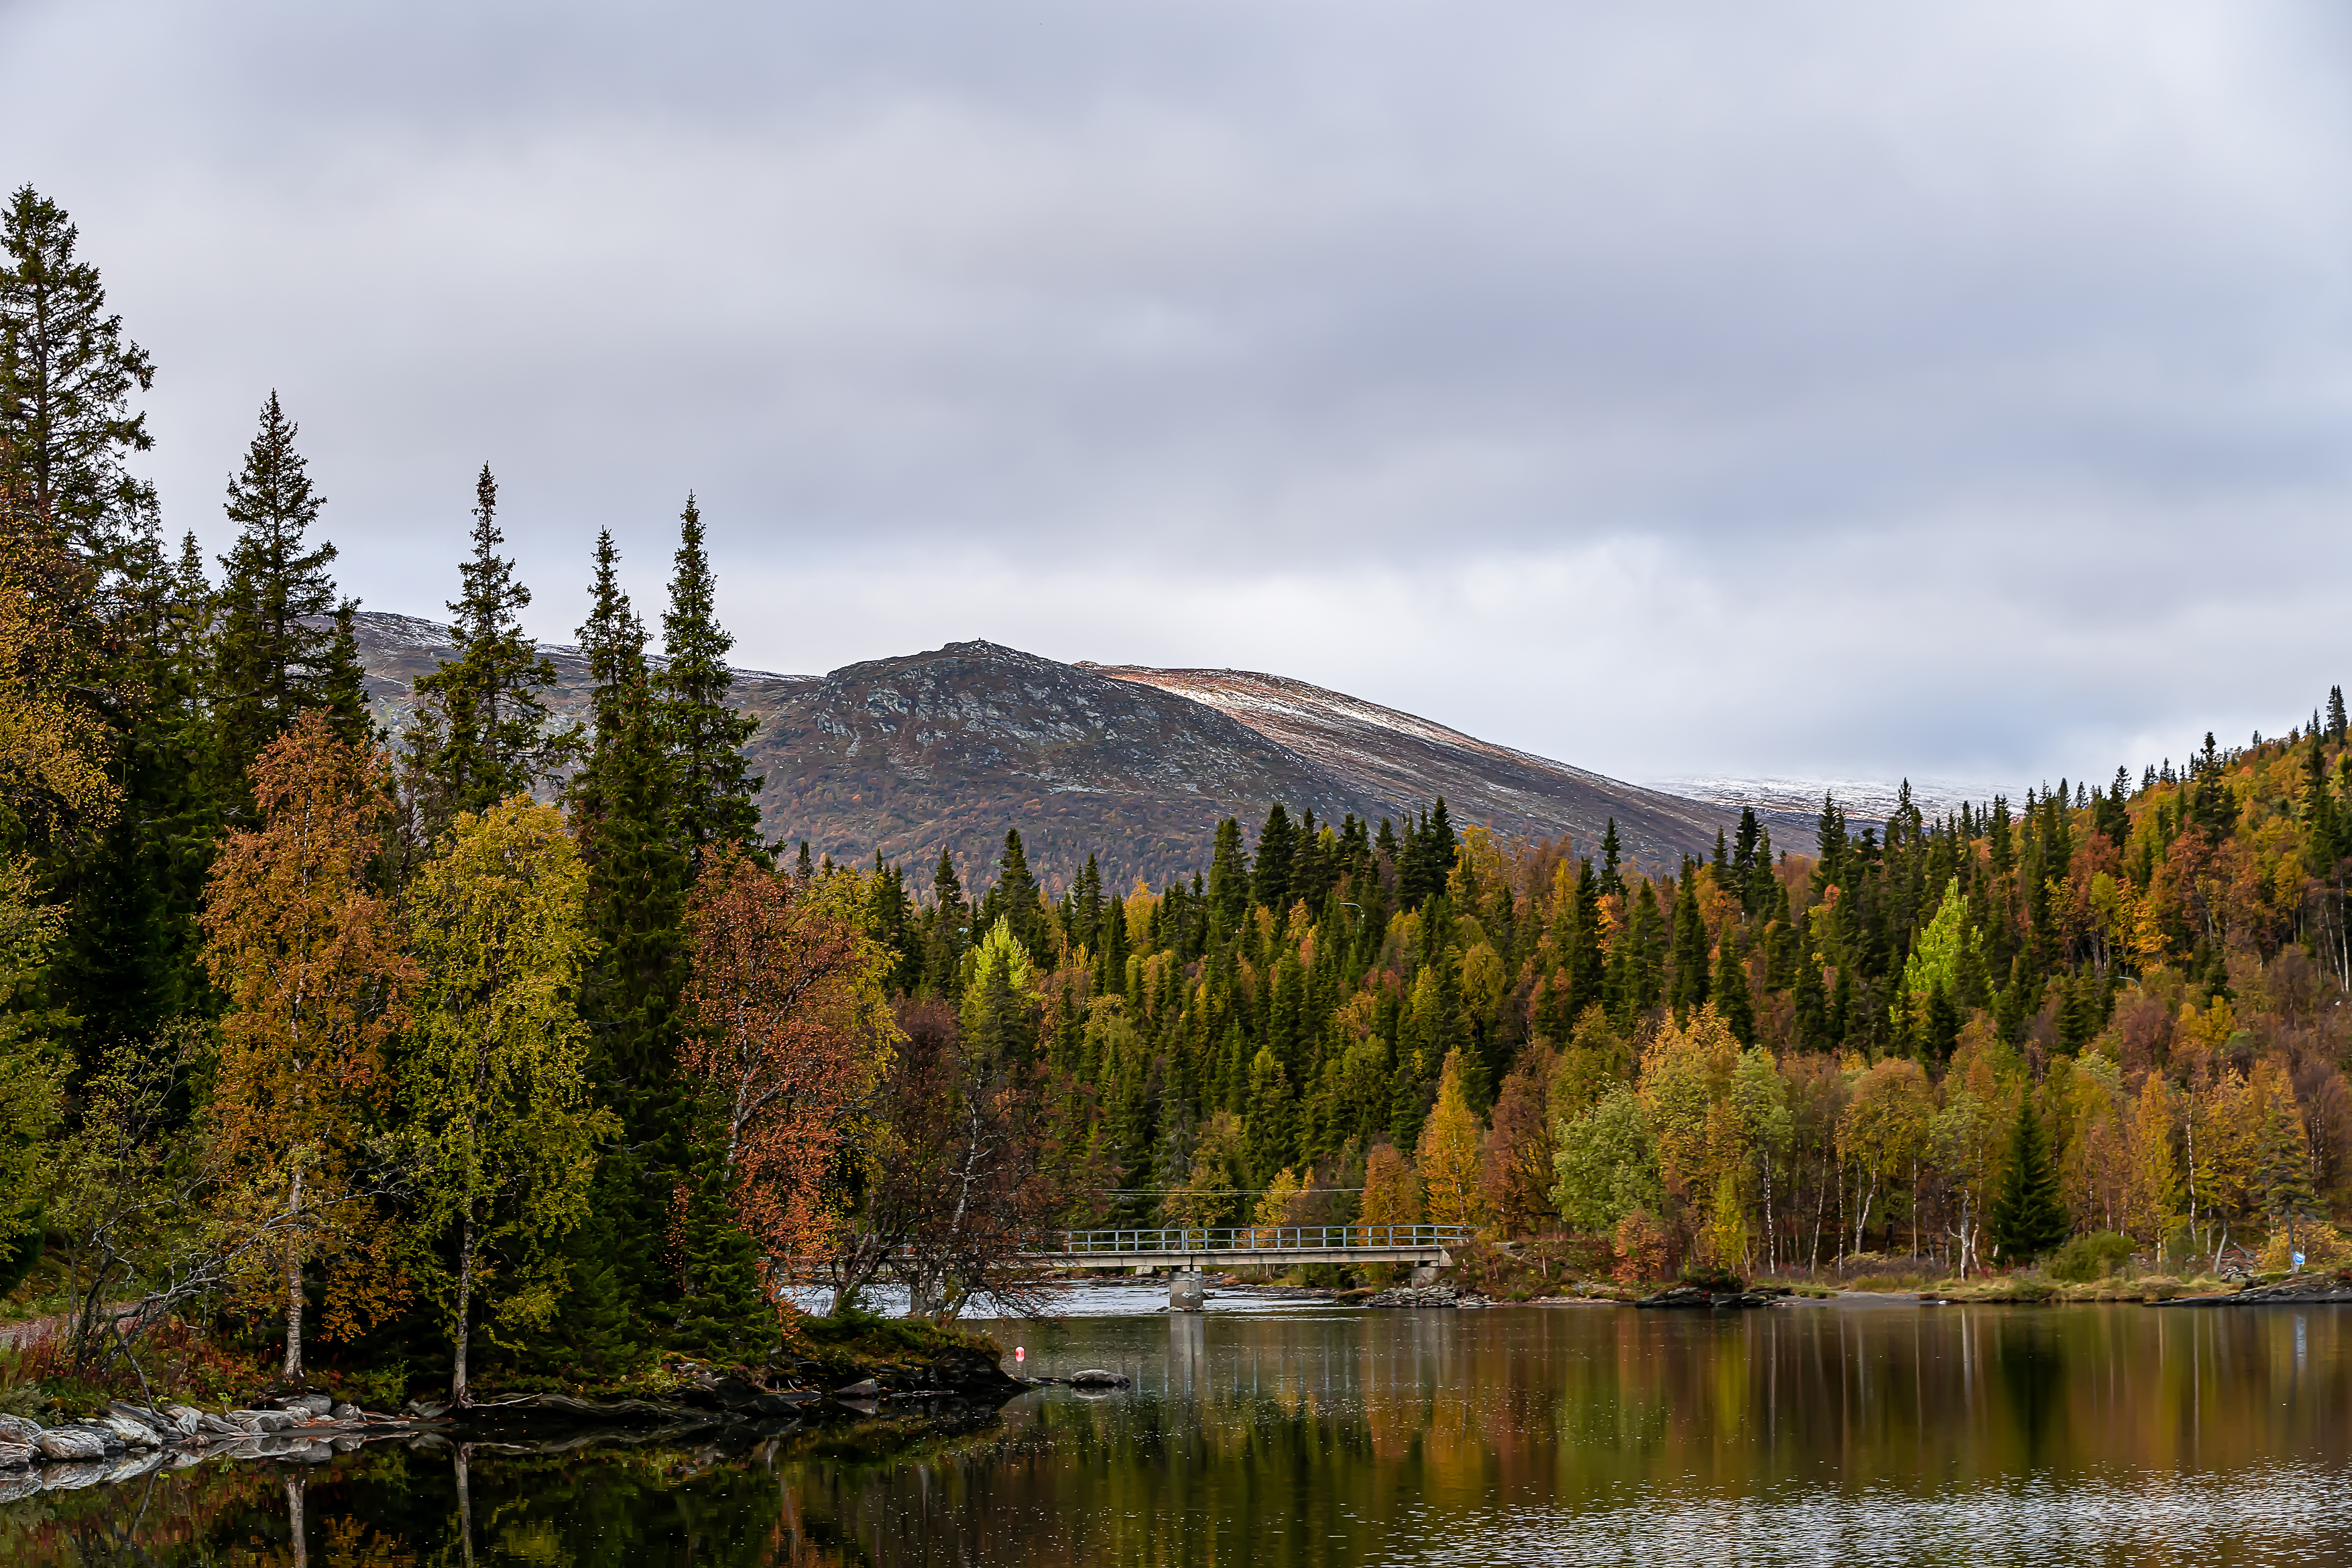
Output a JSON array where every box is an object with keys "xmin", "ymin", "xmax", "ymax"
[{"xmin": 1026, "ymin": 1225, "xmax": 1469, "ymax": 1309}]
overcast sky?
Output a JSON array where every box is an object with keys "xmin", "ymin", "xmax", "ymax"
[{"xmin": 6, "ymin": 1, "xmax": 2350, "ymax": 792}]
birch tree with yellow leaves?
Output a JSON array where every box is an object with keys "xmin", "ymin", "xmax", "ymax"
[{"xmin": 404, "ymin": 798, "xmax": 609, "ymax": 1406}]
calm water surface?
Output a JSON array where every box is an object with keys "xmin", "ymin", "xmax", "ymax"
[{"xmin": 10, "ymin": 1296, "xmax": 2352, "ymax": 1566}]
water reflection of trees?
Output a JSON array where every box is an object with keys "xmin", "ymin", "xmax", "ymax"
[{"xmin": 12, "ymin": 1308, "xmax": 2352, "ymax": 1567}]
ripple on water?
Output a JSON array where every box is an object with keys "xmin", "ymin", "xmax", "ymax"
[{"xmin": 1409, "ymin": 1464, "xmax": 2352, "ymax": 1568}]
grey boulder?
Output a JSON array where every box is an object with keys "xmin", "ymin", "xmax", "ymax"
[
  {"xmin": 36, "ymin": 1427, "xmax": 109, "ymax": 1462},
  {"xmin": 97, "ymin": 1410, "xmax": 160, "ymax": 1447}
]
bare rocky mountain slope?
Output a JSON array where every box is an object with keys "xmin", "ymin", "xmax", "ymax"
[
  {"xmin": 1083, "ymin": 663, "xmax": 1741, "ymax": 868},
  {"xmin": 347, "ymin": 613, "xmax": 1734, "ymax": 890}
]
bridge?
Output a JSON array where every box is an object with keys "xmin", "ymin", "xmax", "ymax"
[{"xmin": 1026, "ymin": 1225, "xmax": 1470, "ymax": 1309}]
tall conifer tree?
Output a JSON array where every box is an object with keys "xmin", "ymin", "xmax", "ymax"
[
  {"xmin": 1989, "ymin": 1101, "xmax": 2069, "ymax": 1264},
  {"xmin": 0, "ymin": 185, "xmax": 155, "ymax": 574},
  {"xmin": 405, "ymin": 467, "xmax": 569, "ymax": 839},
  {"xmin": 655, "ymin": 495, "xmax": 761, "ymax": 870},
  {"xmin": 212, "ymin": 391, "xmax": 365, "ymax": 806},
  {"xmin": 565, "ymin": 531, "xmax": 693, "ymax": 1334},
  {"xmin": 1253, "ymin": 803, "xmax": 1295, "ymax": 914}
]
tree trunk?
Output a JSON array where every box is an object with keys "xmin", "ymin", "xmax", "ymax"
[
  {"xmin": 452, "ymin": 1200, "xmax": 476, "ymax": 1407},
  {"xmin": 285, "ymin": 1470, "xmax": 308, "ymax": 1568},
  {"xmin": 455, "ymin": 1445, "xmax": 476, "ymax": 1568},
  {"xmin": 284, "ymin": 1162, "xmax": 305, "ymax": 1384}
]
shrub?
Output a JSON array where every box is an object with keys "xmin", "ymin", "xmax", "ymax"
[
  {"xmin": 2047, "ymin": 1231, "xmax": 2135, "ymax": 1284},
  {"xmin": 1678, "ymin": 1262, "xmax": 1741, "ymax": 1293},
  {"xmin": 1612, "ymin": 1211, "xmax": 1665, "ymax": 1288}
]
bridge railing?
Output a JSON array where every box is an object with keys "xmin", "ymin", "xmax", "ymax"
[{"xmin": 1034, "ymin": 1224, "xmax": 1470, "ymax": 1256}]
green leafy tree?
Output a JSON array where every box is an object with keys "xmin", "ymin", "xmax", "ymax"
[
  {"xmin": 404, "ymin": 798, "xmax": 611, "ymax": 1405},
  {"xmin": 1551, "ymin": 1084, "xmax": 1661, "ymax": 1233}
]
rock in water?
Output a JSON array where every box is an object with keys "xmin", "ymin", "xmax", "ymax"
[
  {"xmin": 0, "ymin": 1439, "xmax": 34, "ymax": 1469},
  {"xmin": 833, "ymin": 1378, "xmax": 880, "ymax": 1399},
  {"xmin": 97, "ymin": 1410, "xmax": 160, "ymax": 1447},
  {"xmin": 1067, "ymin": 1369, "xmax": 1131, "ymax": 1388},
  {"xmin": 1634, "ymin": 1284, "xmax": 1773, "ymax": 1310},
  {"xmin": 36, "ymin": 1428, "xmax": 109, "ymax": 1462},
  {"xmin": 1365, "ymin": 1286, "xmax": 1462, "ymax": 1309}
]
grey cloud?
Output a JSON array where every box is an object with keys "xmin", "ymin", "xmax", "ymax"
[{"xmin": 5, "ymin": 0, "xmax": 2350, "ymax": 788}]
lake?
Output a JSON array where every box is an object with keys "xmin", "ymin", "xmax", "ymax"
[{"xmin": 11, "ymin": 1291, "xmax": 2352, "ymax": 1566}]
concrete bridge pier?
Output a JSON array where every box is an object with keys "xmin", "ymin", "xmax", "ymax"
[
  {"xmin": 1169, "ymin": 1270, "xmax": 1205, "ymax": 1311},
  {"xmin": 1410, "ymin": 1264, "xmax": 1441, "ymax": 1288}
]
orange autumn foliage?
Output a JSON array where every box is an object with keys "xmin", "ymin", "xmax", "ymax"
[
  {"xmin": 201, "ymin": 711, "xmax": 415, "ymax": 1372},
  {"xmin": 682, "ymin": 852, "xmax": 896, "ymax": 1266}
]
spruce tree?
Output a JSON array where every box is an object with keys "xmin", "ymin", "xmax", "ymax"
[
  {"xmin": 1669, "ymin": 865, "xmax": 1709, "ymax": 1016},
  {"xmin": 1426, "ymin": 797, "xmax": 1457, "ymax": 876},
  {"xmin": 996, "ymin": 828, "xmax": 1041, "ymax": 954},
  {"xmin": 2257, "ymin": 1091, "xmax": 2320, "ymax": 1267},
  {"xmin": 212, "ymin": 391, "xmax": 364, "ymax": 806},
  {"xmin": 406, "ymin": 466, "xmax": 570, "ymax": 837},
  {"xmin": 1599, "ymin": 818, "xmax": 1624, "ymax": 897},
  {"xmin": 50, "ymin": 522, "xmax": 217, "ymax": 1063},
  {"xmin": 569, "ymin": 531, "xmax": 689, "ymax": 1095},
  {"xmin": 318, "ymin": 605, "xmax": 372, "ymax": 745},
  {"xmin": 2308, "ymin": 734, "xmax": 2341, "ymax": 871},
  {"xmin": 1989, "ymin": 1101, "xmax": 2070, "ymax": 1265},
  {"xmin": 0, "ymin": 186, "xmax": 156, "ymax": 571},
  {"xmin": 655, "ymin": 495, "xmax": 761, "ymax": 871},
  {"xmin": 1207, "ymin": 817, "xmax": 1250, "ymax": 939},
  {"xmin": 569, "ymin": 550, "xmax": 696, "ymax": 1353},
  {"xmin": 1253, "ymin": 802, "xmax": 1295, "ymax": 914},
  {"xmin": 1712, "ymin": 925, "xmax": 1753, "ymax": 1044}
]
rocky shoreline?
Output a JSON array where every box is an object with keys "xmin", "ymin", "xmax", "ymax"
[
  {"xmin": 2150, "ymin": 1276, "xmax": 2352, "ymax": 1308},
  {"xmin": 0, "ymin": 1346, "xmax": 1031, "ymax": 1501}
]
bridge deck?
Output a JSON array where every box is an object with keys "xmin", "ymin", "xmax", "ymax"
[{"xmin": 1028, "ymin": 1224, "xmax": 1468, "ymax": 1271}]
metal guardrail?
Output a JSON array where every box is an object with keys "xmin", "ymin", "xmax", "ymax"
[{"xmin": 1033, "ymin": 1224, "xmax": 1470, "ymax": 1256}]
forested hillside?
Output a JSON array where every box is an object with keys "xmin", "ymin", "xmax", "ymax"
[{"xmin": 5, "ymin": 183, "xmax": 2351, "ymax": 1417}]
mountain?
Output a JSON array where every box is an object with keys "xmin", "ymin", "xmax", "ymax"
[
  {"xmin": 1082, "ymin": 663, "xmax": 1741, "ymax": 867},
  {"xmin": 345, "ymin": 613, "xmax": 1736, "ymax": 890},
  {"xmin": 1651, "ymin": 775, "xmax": 2000, "ymax": 837}
]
